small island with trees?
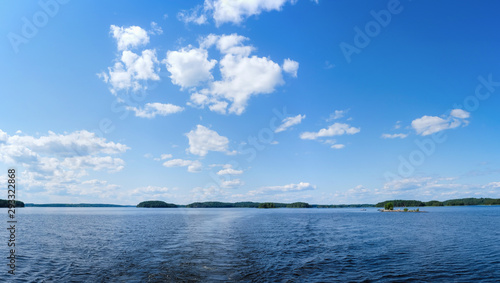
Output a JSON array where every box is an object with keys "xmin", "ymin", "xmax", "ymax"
[
  {"xmin": 136, "ymin": 200, "xmax": 178, "ymax": 208},
  {"xmin": 0, "ymin": 199, "xmax": 24, "ymax": 208},
  {"xmin": 379, "ymin": 202, "xmax": 424, "ymax": 212}
]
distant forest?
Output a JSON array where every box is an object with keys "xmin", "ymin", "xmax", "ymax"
[
  {"xmin": 4, "ymin": 197, "xmax": 500, "ymax": 209},
  {"xmin": 25, "ymin": 203, "xmax": 131, "ymax": 207},
  {"xmin": 375, "ymin": 198, "xmax": 500, "ymax": 208},
  {"xmin": 137, "ymin": 201, "xmax": 178, "ymax": 208},
  {"xmin": 140, "ymin": 198, "xmax": 500, "ymax": 208},
  {"xmin": 0, "ymin": 199, "xmax": 24, "ymax": 208}
]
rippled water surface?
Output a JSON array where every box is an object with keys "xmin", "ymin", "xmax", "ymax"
[{"xmin": 1, "ymin": 206, "xmax": 499, "ymax": 282}]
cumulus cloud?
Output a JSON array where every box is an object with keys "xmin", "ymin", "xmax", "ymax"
[
  {"xmin": 204, "ymin": 0, "xmax": 295, "ymax": 26},
  {"xmin": 300, "ymin": 123, "xmax": 360, "ymax": 140},
  {"xmin": 322, "ymin": 139, "xmax": 345, "ymax": 149},
  {"xmin": 164, "ymin": 47, "xmax": 217, "ymax": 89},
  {"xmin": 165, "ymin": 34, "xmax": 296, "ymax": 115},
  {"xmin": 186, "ymin": 125, "xmax": 232, "ymax": 156},
  {"xmin": 4, "ymin": 130, "xmax": 128, "ymax": 157},
  {"xmin": 381, "ymin": 133, "xmax": 408, "ymax": 139},
  {"xmin": 217, "ymin": 164, "xmax": 243, "ymax": 175},
  {"xmin": 99, "ymin": 25, "xmax": 161, "ymax": 95},
  {"xmin": 211, "ymin": 53, "xmax": 283, "ymax": 114},
  {"xmin": 275, "ymin": 114, "xmax": 305, "ymax": 133},
  {"xmin": 282, "ymin": 58, "xmax": 299, "ymax": 77},
  {"xmin": 450, "ymin": 109, "xmax": 470, "ymax": 119},
  {"xmin": 126, "ymin": 102, "xmax": 184, "ymax": 118},
  {"xmin": 99, "ymin": 49, "xmax": 160, "ymax": 94},
  {"xmin": 411, "ymin": 109, "xmax": 470, "ymax": 136},
  {"xmin": 0, "ymin": 129, "xmax": 128, "ymax": 198},
  {"xmin": 110, "ymin": 25, "xmax": 149, "ymax": 51},
  {"xmin": 163, "ymin": 159, "xmax": 202, "ymax": 173}
]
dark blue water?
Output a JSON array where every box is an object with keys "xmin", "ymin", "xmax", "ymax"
[{"xmin": 1, "ymin": 206, "xmax": 499, "ymax": 282}]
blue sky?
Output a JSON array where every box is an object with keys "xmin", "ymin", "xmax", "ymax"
[{"xmin": 1, "ymin": 0, "xmax": 500, "ymax": 205}]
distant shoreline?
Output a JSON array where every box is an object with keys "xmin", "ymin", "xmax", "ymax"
[{"xmin": 2, "ymin": 197, "xmax": 499, "ymax": 208}]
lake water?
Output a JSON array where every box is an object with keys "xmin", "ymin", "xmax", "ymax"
[{"xmin": 1, "ymin": 206, "xmax": 499, "ymax": 282}]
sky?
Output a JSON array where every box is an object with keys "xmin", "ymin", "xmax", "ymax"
[{"xmin": 1, "ymin": 0, "xmax": 500, "ymax": 205}]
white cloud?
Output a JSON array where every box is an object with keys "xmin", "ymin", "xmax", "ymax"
[
  {"xmin": 381, "ymin": 133, "xmax": 408, "ymax": 139},
  {"xmin": 322, "ymin": 139, "xmax": 345, "ymax": 149},
  {"xmin": 247, "ymin": 182, "xmax": 316, "ymax": 196},
  {"xmin": 209, "ymin": 33, "xmax": 255, "ymax": 56},
  {"xmin": 161, "ymin": 154, "xmax": 173, "ymax": 160},
  {"xmin": 394, "ymin": 121, "xmax": 402, "ymax": 129},
  {"xmin": 221, "ymin": 178, "xmax": 244, "ymax": 188},
  {"xmin": 411, "ymin": 109, "xmax": 470, "ymax": 136},
  {"xmin": 61, "ymin": 156, "xmax": 125, "ymax": 173},
  {"xmin": 149, "ymin": 22, "xmax": 163, "ymax": 35},
  {"xmin": 163, "ymin": 47, "xmax": 217, "ymax": 89},
  {"xmin": 300, "ymin": 123, "xmax": 360, "ymax": 140},
  {"xmin": 177, "ymin": 5, "xmax": 208, "ymax": 25},
  {"xmin": 186, "ymin": 125, "xmax": 231, "ymax": 156},
  {"xmin": 100, "ymin": 25, "xmax": 161, "ymax": 95},
  {"xmin": 327, "ymin": 109, "xmax": 349, "ymax": 121},
  {"xmin": 100, "ymin": 49, "xmax": 160, "ymax": 94},
  {"xmin": 0, "ymin": 129, "xmax": 8, "ymax": 142},
  {"xmin": 5, "ymin": 130, "xmax": 128, "ymax": 157},
  {"xmin": 191, "ymin": 185, "xmax": 229, "ymax": 201},
  {"xmin": 126, "ymin": 102, "xmax": 184, "ymax": 118},
  {"xmin": 217, "ymin": 167, "xmax": 243, "ymax": 175},
  {"xmin": 207, "ymin": 51, "xmax": 284, "ymax": 114},
  {"xmin": 82, "ymin": 179, "xmax": 108, "ymax": 186},
  {"xmin": 282, "ymin": 58, "xmax": 299, "ymax": 77},
  {"xmin": 376, "ymin": 176, "xmax": 499, "ymax": 200},
  {"xmin": 275, "ymin": 114, "xmax": 305, "ymax": 133},
  {"xmin": 204, "ymin": 0, "xmax": 295, "ymax": 26},
  {"xmin": 330, "ymin": 144, "xmax": 345, "ymax": 149},
  {"xmin": 450, "ymin": 109, "xmax": 470, "ymax": 119},
  {"xmin": 132, "ymin": 186, "xmax": 172, "ymax": 195},
  {"xmin": 130, "ymin": 186, "xmax": 179, "ymax": 201},
  {"xmin": 163, "ymin": 159, "xmax": 202, "ymax": 173},
  {"xmin": 0, "ymin": 129, "xmax": 128, "ymax": 199},
  {"xmin": 110, "ymin": 25, "xmax": 149, "ymax": 51},
  {"xmin": 165, "ymin": 34, "xmax": 296, "ymax": 115}
]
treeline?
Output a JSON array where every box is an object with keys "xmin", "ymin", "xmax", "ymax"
[
  {"xmin": 137, "ymin": 201, "xmax": 177, "ymax": 208},
  {"xmin": 26, "ymin": 203, "xmax": 131, "ymax": 207},
  {"xmin": 315, "ymin": 204, "xmax": 374, "ymax": 208},
  {"xmin": 257, "ymin": 202, "xmax": 312, "ymax": 208},
  {"xmin": 187, "ymin": 201, "xmax": 313, "ymax": 208},
  {"xmin": 376, "ymin": 198, "xmax": 500, "ymax": 207},
  {"xmin": 0, "ymin": 199, "xmax": 25, "ymax": 208},
  {"xmin": 187, "ymin": 201, "xmax": 260, "ymax": 208}
]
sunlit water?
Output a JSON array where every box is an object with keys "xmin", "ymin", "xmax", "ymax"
[{"xmin": 1, "ymin": 206, "xmax": 499, "ymax": 282}]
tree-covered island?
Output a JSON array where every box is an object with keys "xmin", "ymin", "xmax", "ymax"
[
  {"xmin": 0, "ymin": 199, "xmax": 24, "ymax": 208},
  {"xmin": 137, "ymin": 201, "xmax": 178, "ymax": 208}
]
